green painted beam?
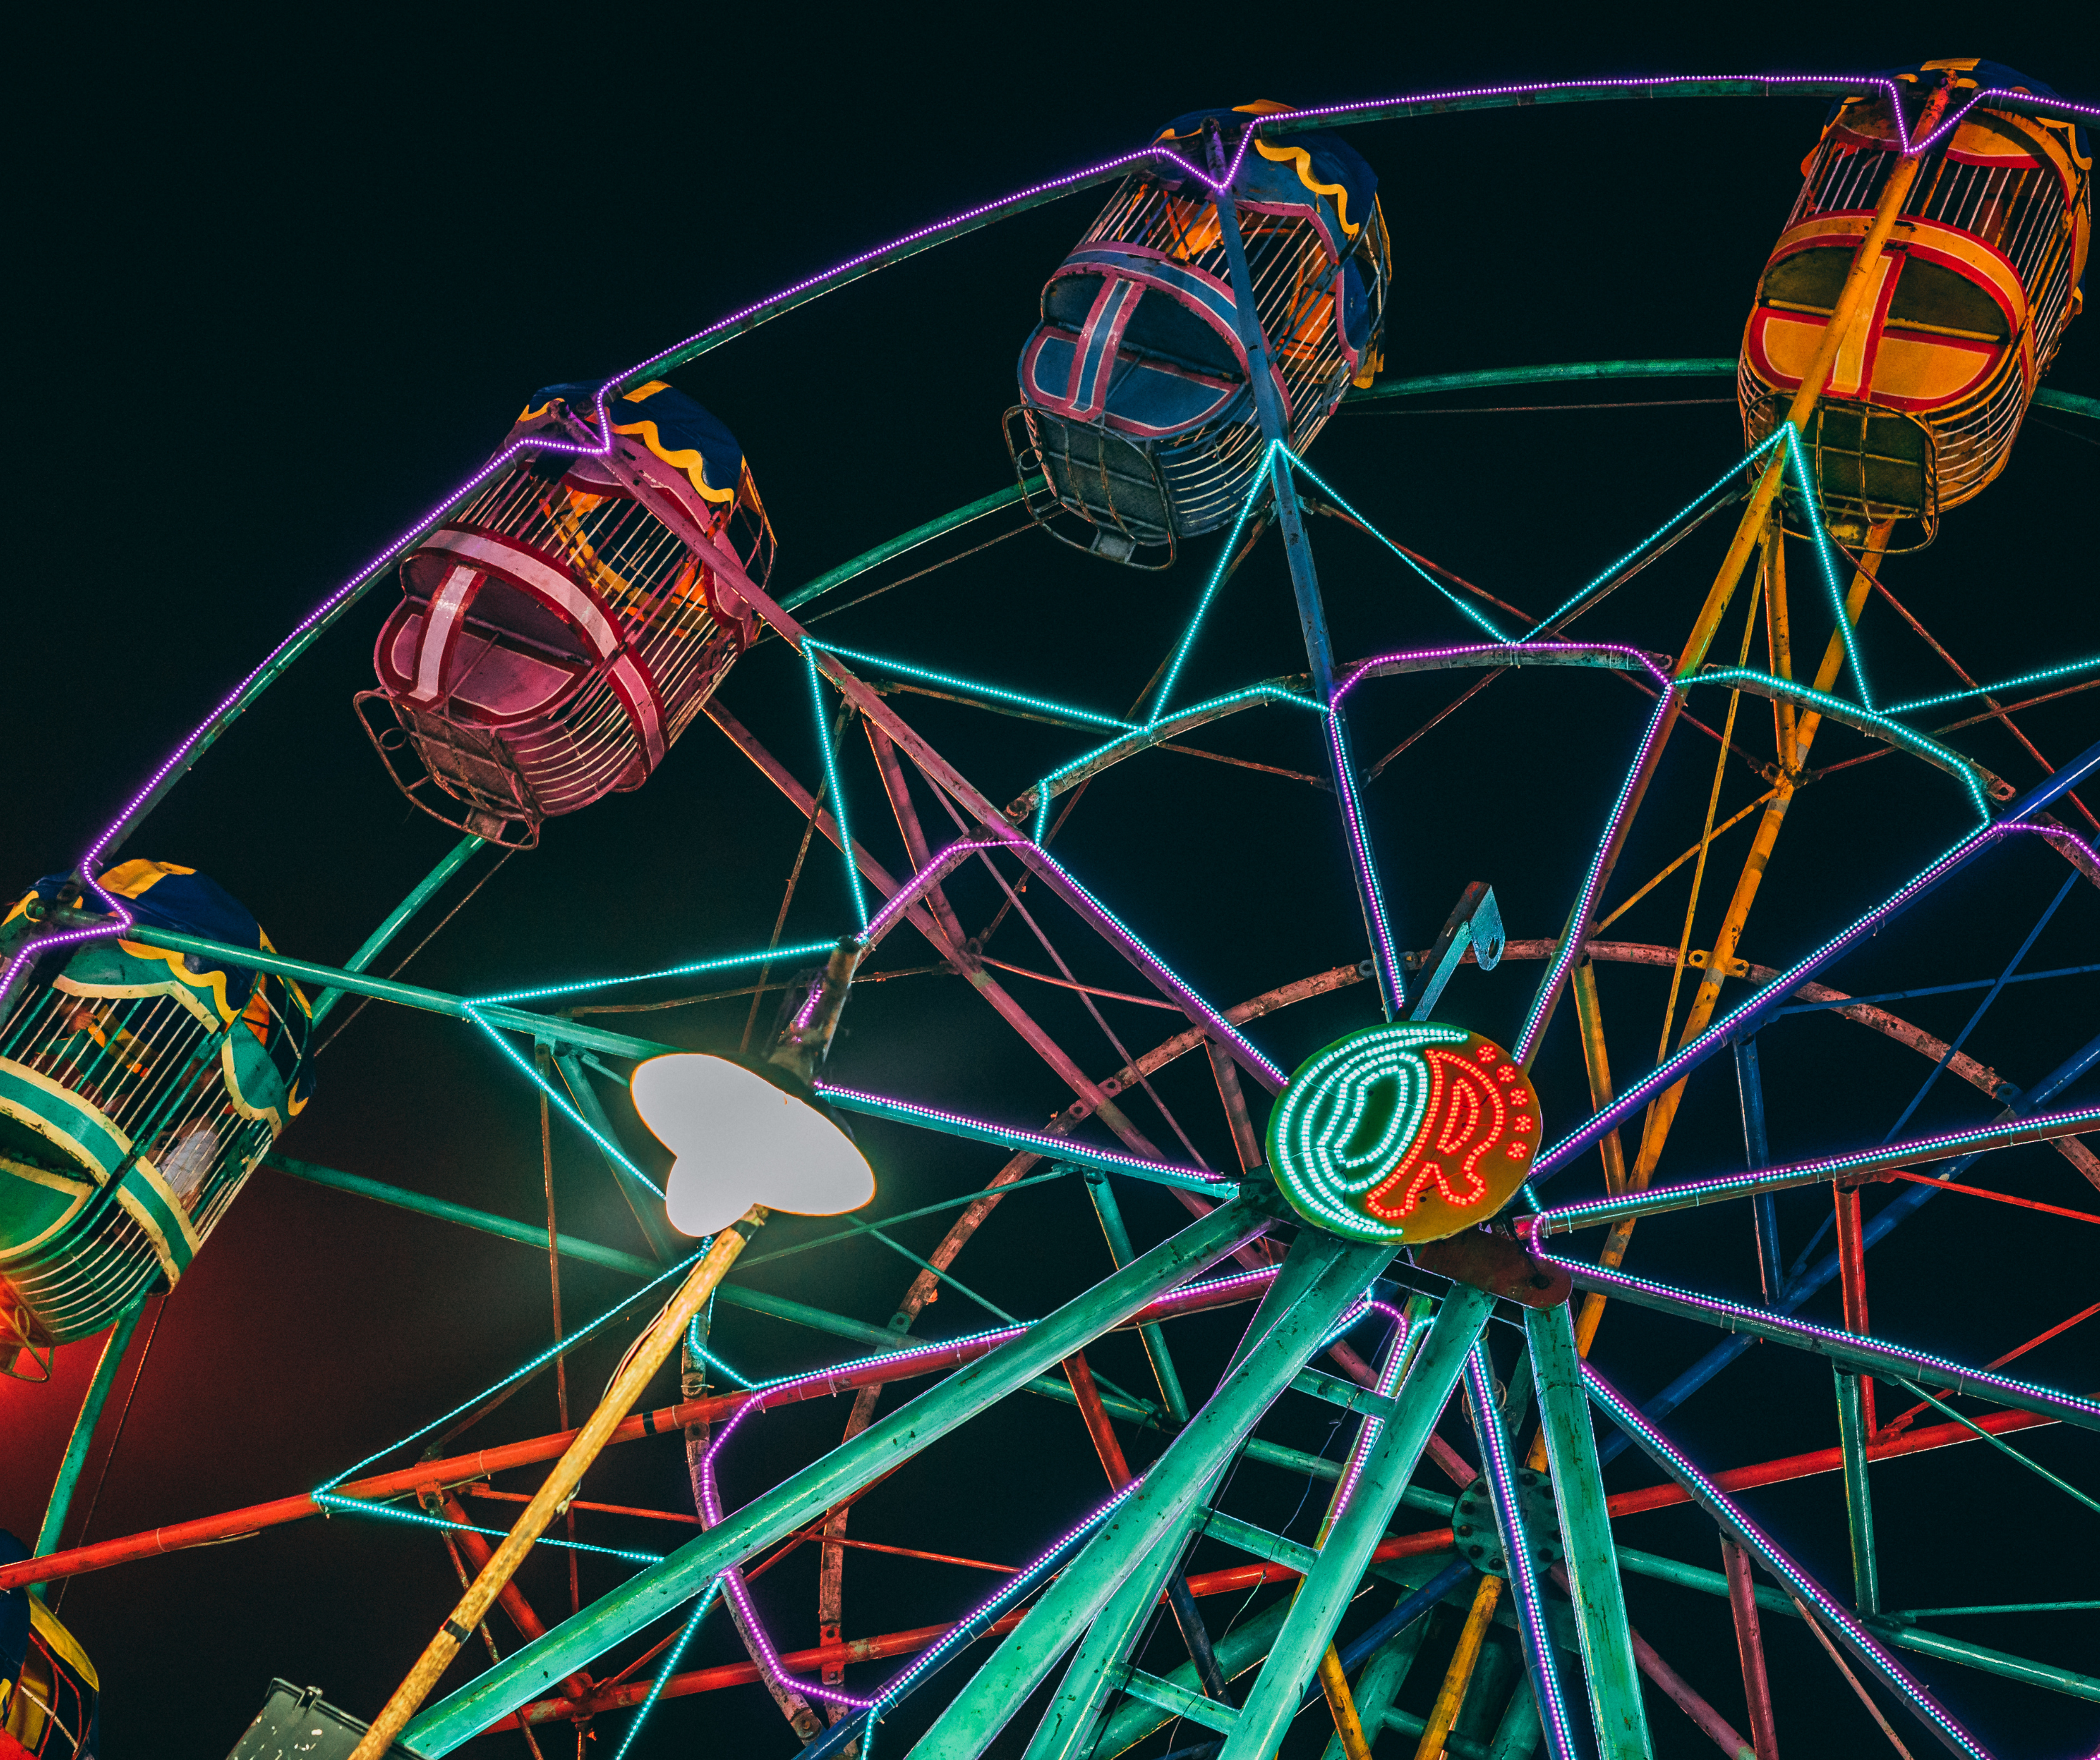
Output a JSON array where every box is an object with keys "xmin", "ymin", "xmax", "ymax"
[
  {"xmin": 54, "ymin": 915, "xmax": 680, "ymax": 1063},
  {"xmin": 1019, "ymin": 1240, "xmax": 1377, "ymax": 1760},
  {"xmin": 1119, "ymin": 1667, "xmax": 1239, "ymax": 1736},
  {"xmin": 1612, "ymin": 1544, "xmax": 2100, "ymax": 1704},
  {"xmin": 310, "ymin": 835, "xmax": 485, "ymax": 1025},
  {"xmin": 267, "ymin": 1155, "xmax": 658, "ymax": 1278},
  {"xmin": 781, "ymin": 482, "xmax": 1038, "ymax": 612},
  {"xmin": 1081, "ymin": 1166, "xmax": 1189, "ymax": 1421},
  {"xmin": 1222, "ymin": 1285, "xmax": 1495, "ymax": 1759},
  {"xmin": 405, "ymin": 1198, "xmax": 1271, "ymax": 1752},
  {"xmin": 1348, "ymin": 359, "xmax": 1736, "ymax": 401},
  {"xmin": 1526, "ymin": 1301, "xmax": 1650, "ymax": 1759},
  {"xmin": 32, "ymin": 1295, "xmax": 151, "ymax": 1567},
  {"xmin": 918, "ymin": 1233, "xmax": 1396, "ymax": 1760},
  {"xmin": 1342, "ymin": 357, "xmax": 2094, "ymax": 422},
  {"xmin": 551, "ymin": 1052, "xmax": 677, "ymax": 1263},
  {"xmin": 1835, "ymin": 1370, "xmax": 1881, "ymax": 1615}
]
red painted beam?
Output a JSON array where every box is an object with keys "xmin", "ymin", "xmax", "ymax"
[{"xmin": 0, "ymin": 1273, "xmax": 1270, "ymax": 1592}]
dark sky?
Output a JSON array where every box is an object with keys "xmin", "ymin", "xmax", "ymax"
[{"xmin": 5, "ymin": 6, "xmax": 2096, "ymax": 1758}]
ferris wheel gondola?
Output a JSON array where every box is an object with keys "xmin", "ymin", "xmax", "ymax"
[
  {"xmin": 1739, "ymin": 57, "xmax": 2091, "ymax": 549},
  {"xmin": 0, "ymin": 863, "xmax": 309, "ymax": 1375},
  {"xmin": 1006, "ymin": 101, "xmax": 1390, "ymax": 566},
  {"xmin": 355, "ymin": 382, "xmax": 774, "ymax": 847}
]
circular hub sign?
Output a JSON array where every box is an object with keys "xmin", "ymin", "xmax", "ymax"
[{"xmin": 1267, "ymin": 1023, "xmax": 1542, "ymax": 1243}]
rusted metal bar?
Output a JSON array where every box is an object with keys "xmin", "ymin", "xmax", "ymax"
[
  {"xmin": 430, "ymin": 1490, "xmax": 592, "ymax": 1702},
  {"xmin": 1628, "ymin": 1624, "xmax": 1756, "ymax": 1760},
  {"xmin": 1834, "ymin": 1183, "xmax": 1876, "ymax": 1436},
  {"xmin": 1723, "ymin": 1538, "xmax": 1780, "ymax": 1760}
]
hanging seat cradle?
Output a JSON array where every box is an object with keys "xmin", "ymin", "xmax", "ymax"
[
  {"xmin": 357, "ymin": 382, "xmax": 773, "ymax": 847},
  {"xmin": 1739, "ymin": 59, "xmax": 2090, "ymax": 547},
  {"xmin": 1007, "ymin": 101, "xmax": 1389, "ymax": 565},
  {"xmin": 0, "ymin": 862, "xmax": 309, "ymax": 1371}
]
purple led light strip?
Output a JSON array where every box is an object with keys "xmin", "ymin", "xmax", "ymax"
[
  {"xmin": 1330, "ymin": 1301, "xmax": 1412, "ymax": 1518},
  {"xmin": 1583, "ymin": 1361, "xmax": 1991, "ymax": 1760},
  {"xmin": 1465, "ymin": 1343, "xmax": 1578, "ymax": 1760},
  {"xmin": 1538, "ymin": 1253, "xmax": 2100, "ymax": 1428},
  {"xmin": 1269, "ymin": 74, "xmax": 2098, "ymax": 159},
  {"xmin": 1329, "ymin": 642, "xmax": 1675, "ymax": 1047},
  {"xmin": 859, "ymin": 838, "xmax": 1004, "ymax": 945},
  {"xmin": 997, "ymin": 843, "xmax": 1289, "ymax": 1088},
  {"xmin": 1530, "ymin": 1103, "xmax": 2100, "ymax": 1234},
  {"xmin": 1533, "ymin": 817, "xmax": 2100, "ymax": 1179},
  {"xmin": 812, "ymin": 1082, "xmax": 1228, "ymax": 1189}
]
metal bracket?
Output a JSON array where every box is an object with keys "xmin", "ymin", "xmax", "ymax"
[{"xmin": 1405, "ymin": 883, "xmax": 1505, "ymax": 1021}]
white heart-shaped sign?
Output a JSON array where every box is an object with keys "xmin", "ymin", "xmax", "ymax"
[{"xmin": 630, "ymin": 1053, "xmax": 876, "ymax": 1237}]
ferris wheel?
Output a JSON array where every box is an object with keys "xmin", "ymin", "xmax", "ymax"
[{"xmin": 2, "ymin": 61, "xmax": 2096, "ymax": 1760}]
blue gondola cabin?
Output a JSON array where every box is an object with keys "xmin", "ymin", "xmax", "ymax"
[
  {"xmin": 357, "ymin": 383, "xmax": 775, "ymax": 847},
  {"xmin": 1739, "ymin": 59, "xmax": 2090, "ymax": 547},
  {"xmin": 1008, "ymin": 102, "xmax": 1389, "ymax": 565},
  {"xmin": 0, "ymin": 863, "xmax": 309, "ymax": 1371}
]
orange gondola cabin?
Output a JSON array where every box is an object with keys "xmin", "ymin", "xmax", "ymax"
[
  {"xmin": 357, "ymin": 382, "xmax": 774, "ymax": 847},
  {"xmin": 1740, "ymin": 59, "xmax": 2091, "ymax": 547},
  {"xmin": 1007, "ymin": 102, "xmax": 1389, "ymax": 566},
  {"xmin": 0, "ymin": 864, "xmax": 309, "ymax": 1376}
]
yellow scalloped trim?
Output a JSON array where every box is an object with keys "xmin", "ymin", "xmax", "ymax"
[{"xmin": 1253, "ymin": 136, "xmax": 1362, "ymax": 237}]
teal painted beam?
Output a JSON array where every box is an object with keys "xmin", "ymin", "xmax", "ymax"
[
  {"xmin": 55, "ymin": 917, "xmax": 680, "ymax": 1062},
  {"xmin": 310, "ymin": 835, "xmax": 485, "ymax": 1025},
  {"xmin": 780, "ymin": 482, "xmax": 1038, "ymax": 612},
  {"xmin": 1835, "ymin": 1370, "xmax": 1881, "ymax": 1615},
  {"xmin": 404, "ymin": 1198, "xmax": 1270, "ymax": 1752},
  {"xmin": 1120, "ymin": 1668, "xmax": 1238, "ymax": 1736},
  {"xmin": 1220, "ymin": 1284, "xmax": 1494, "ymax": 1759},
  {"xmin": 1320, "ymin": 1619, "xmax": 1439, "ymax": 1760},
  {"xmin": 1348, "ymin": 359, "xmax": 1736, "ymax": 401},
  {"xmin": 915, "ymin": 1233, "xmax": 1396, "ymax": 1760},
  {"xmin": 267, "ymin": 1155, "xmax": 657, "ymax": 1278},
  {"xmin": 1612, "ymin": 1544, "xmax": 2100, "ymax": 1704},
  {"xmin": 31, "ymin": 1296, "xmax": 151, "ymax": 1566},
  {"xmin": 1017, "ymin": 1238, "xmax": 1378, "ymax": 1760},
  {"xmin": 1526, "ymin": 1302, "xmax": 1651, "ymax": 1759},
  {"xmin": 1081, "ymin": 1167, "xmax": 1189, "ymax": 1421},
  {"xmin": 551, "ymin": 1052, "xmax": 676, "ymax": 1263}
]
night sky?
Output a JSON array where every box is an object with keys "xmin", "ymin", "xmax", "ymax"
[{"xmin": 5, "ymin": 8, "xmax": 2096, "ymax": 1758}]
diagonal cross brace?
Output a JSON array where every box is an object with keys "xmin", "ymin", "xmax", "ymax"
[
  {"xmin": 911, "ymin": 1230, "xmax": 1398, "ymax": 1759},
  {"xmin": 1218, "ymin": 1284, "xmax": 1495, "ymax": 1759},
  {"xmin": 400, "ymin": 1199, "xmax": 1270, "ymax": 1753}
]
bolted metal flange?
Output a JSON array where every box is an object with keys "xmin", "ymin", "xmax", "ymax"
[{"xmin": 1451, "ymin": 1466, "xmax": 1564, "ymax": 1579}]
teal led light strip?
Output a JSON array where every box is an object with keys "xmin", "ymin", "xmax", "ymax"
[
  {"xmin": 1692, "ymin": 667, "xmax": 1990, "ymax": 820},
  {"xmin": 472, "ymin": 939, "xmax": 838, "ymax": 1008},
  {"xmin": 685, "ymin": 1316, "xmax": 758, "ymax": 1391},
  {"xmin": 1029, "ymin": 683, "xmax": 1327, "ymax": 841},
  {"xmin": 1780, "ymin": 425, "xmax": 1872, "ymax": 710},
  {"xmin": 319, "ymin": 1248, "xmax": 703, "ymax": 1489},
  {"xmin": 805, "ymin": 648, "xmax": 871, "ymax": 928},
  {"xmin": 1520, "ymin": 432, "xmax": 1784, "ymax": 637},
  {"xmin": 1886, "ymin": 655, "xmax": 2100, "ymax": 717},
  {"xmin": 1151, "ymin": 447, "xmax": 1279, "ymax": 724},
  {"xmin": 310, "ymin": 1490, "xmax": 665, "ymax": 1566},
  {"xmin": 611, "ymin": 1583, "xmax": 723, "ymax": 1760},
  {"xmin": 1284, "ymin": 449, "xmax": 1512, "ymax": 642},
  {"xmin": 463, "ymin": 1004, "xmax": 665, "ymax": 1196},
  {"xmin": 806, "ymin": 640, "xmax": 1139, "ymax": 734}
]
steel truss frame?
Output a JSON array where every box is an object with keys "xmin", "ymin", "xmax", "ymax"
[{"xmin": 11, "ymin": 71, "xmax": 2098, "ymax": 1760}]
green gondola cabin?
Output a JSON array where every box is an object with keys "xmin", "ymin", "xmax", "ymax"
[{"xmin": 0, "ymin": 863, "xmax": 309, "ymax": 1373}]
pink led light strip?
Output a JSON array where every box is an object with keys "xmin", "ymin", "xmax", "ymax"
[{"xmin": 1530, "ymin": 1103, "xmax": 2100, "ymax": 1234}]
